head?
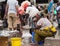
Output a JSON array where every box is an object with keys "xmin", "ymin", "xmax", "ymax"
[
  {"xmin": 33, "ymin": 15, "xmax": 40, "ymax": 22},
  {"xmin": 33, "ymin": 16, "xmax": 37, "ymax": 22},
  {"xmin": 40, "ymin": 12, "xmax": 47, "ymax": 18},
  {"xmin": 48, "ymin": 0, "xmax": 51, "ymax": 2},
  {"xmin": 57, "ymin": 2, "xmax": 60, "ymax": 6},
  {"xmin": 44, "ymin": 9, "xmax": 48, "ymax": 14}
]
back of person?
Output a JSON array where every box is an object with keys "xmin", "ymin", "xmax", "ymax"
[
  {"xmin": 7, "ymin": 0, "xmax": 18, "ymax": 14},
  {"xmin": 6, "ymin": 0, "xmax": 19, "ymax": 30},
  {"xmin": 26, "ymin": 5, "xmax": 39, "ymax": 18},
  {"xmin": 37, "ymin": 18, "xmax": 52, "ymax": 29},
  {"xmin": 37, "ymin": 17, "xmax": 56, "ymax": 33}
]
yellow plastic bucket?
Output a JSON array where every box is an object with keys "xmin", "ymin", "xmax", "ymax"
[{"xmin": 11, "ymin": 37, "xmax": 22, "ymax": 46}]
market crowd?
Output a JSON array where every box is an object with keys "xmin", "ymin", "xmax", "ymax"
[{"xmin": 0, "ymin": 0, "xmax": 60, "ymax": 46}]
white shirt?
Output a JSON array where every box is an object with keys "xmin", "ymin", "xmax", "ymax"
[
  {"xmin": 26, "ymin": 5, "xmax": 39, "ymax": 18},
  {"xmin": 56, "ymin": 6, "xmax": 60, "ymax": 11},
  {"xmin": 7, "ymin": 0, "xmax": 19, "ymax": 15},
  {"xmin": 37, "ymin": 18, "xmax": 52, "ymax": 29}
]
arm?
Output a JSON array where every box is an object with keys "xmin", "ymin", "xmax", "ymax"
[
  {"xmin": 35, "ymin": 25, "xmax": 41, "ymax": 29},
  {"xmin": 15, "ymin": 5, "xmax": 19, "ymax": 15},
  {"xmin": 4, "ymin": 4, "xmax": 9, "ymax": 19},
  {"xmin": 15, "ymin": 1, "xmax": 19, "ymax": 16},
  {"xmin": 35, "ymin": 19, "xmax": 42, "ymax": 29}
]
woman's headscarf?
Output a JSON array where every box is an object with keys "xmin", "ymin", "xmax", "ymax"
[{"xmin": 21, "ymin": 1, "xmax": 31, "ymax": 10}]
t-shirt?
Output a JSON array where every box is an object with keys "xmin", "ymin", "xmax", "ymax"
[
  {"xmin": 56, "ymin": 6, "xmax": 60, "ymax": 11},
  {"xmin": 54, "ymin": 9, "xmax": 57, "ymax": 15},
  {"xmin": 37, "ymin": 18, "xmax": 52, "ymax": 29},
  {"xmin": 25, "ymin": 5, "xmax": 39, "ymax": 18},
  {"xmin": 7, "ymin": 0, "xmax": 19, "ymax": 15}
]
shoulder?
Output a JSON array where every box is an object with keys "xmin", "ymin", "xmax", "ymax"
[
  {"xmin": 26, "ymin": 7, "xmax": 32, "ymax": 10},
  {"xmin": 39, "ymin": 18, "xmax": 44, "ymax": 20},
  {"xmin": 37, "ymin": 18, "xmax": 43, "ymax": 22},
  {"xmin": 27, "ymin": 7, "xmax": 32, "ymax": 9},
  {"xmin": 37, "ymin": 18, "xmax": 43, "ymax": 25}
]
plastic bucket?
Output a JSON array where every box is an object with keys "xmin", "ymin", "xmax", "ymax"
[{"xmin": 11, "ymin": 37, "xmax": 22, "ymax": 46}]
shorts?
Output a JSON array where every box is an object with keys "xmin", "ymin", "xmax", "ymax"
[{"xmin": 7, "ymin": 13, "xmax": 18, "ymax": 28}]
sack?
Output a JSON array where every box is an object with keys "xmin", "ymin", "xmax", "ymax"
[{"xmin": 3, "ymin": 19, "xmax": 8, "ymax": 28}]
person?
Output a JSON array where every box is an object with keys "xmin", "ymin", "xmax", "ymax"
[
  {"xmin": 1, "ymin": 2, "xmax": 6, "ymax": 20},
  {"xmin": 18, "ymin": 6, "xmax": 26, "ymax": 26},
  {"xmin": 56, "ymin": 2, "xmax": 60, "ymax": 27},
  {"xmin": 25, "ymin": 5, "xmax": 40, "ymax": 18},
  {"xmin": 34, "ymin": 13, "xmax": 57, "ymax": 45},
  {"xmin": 25, "ymin": 4, "xmax": 40, "ymax": 34},
  {"xmin": 4, "ymin": 0, "xmax": 19, "ymax": 30},
  {"xmin": 56, "ymin": 2, "xmax": 60, "ymax": 11}
]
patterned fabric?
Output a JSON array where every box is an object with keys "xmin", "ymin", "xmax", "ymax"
[{"xmin": 34, "ymin": 26, "xmax": 56, "ymax": 42}]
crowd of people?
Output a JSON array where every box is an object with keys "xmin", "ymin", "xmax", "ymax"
[{"xmin": 0, "ymin": 0, "xmax": 60, "ymax": 46}]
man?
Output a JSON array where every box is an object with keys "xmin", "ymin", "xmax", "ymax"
[
  {"xmin": 25, "ymin": 5, "xmax": 40, "ymax": 18},
  {"xmin": 56, "ymin": 2, "xmax": 60, "ymax": 11},
  {"xmin": 4, "ymin": 0, "xmax": 19, "ymax": 30},
  {"xmin": 34, "ymin": 13, "xmax": 56, "ymax": 45},
  {"xmin": 25, "ymin": 5, "xmax": 40, "ymax": 34},
  {"xmin": 56, "ymin": 2, "xmax": 60, "ymax": 27}
]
